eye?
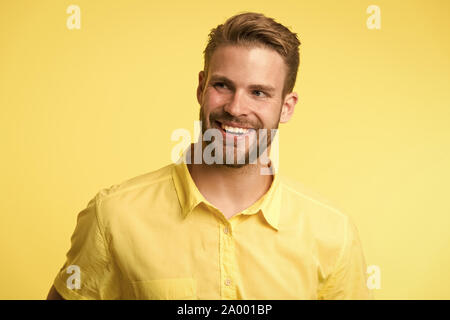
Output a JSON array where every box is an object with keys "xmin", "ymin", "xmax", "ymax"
[
  {"xmin": 213, "ymin": 82, "xmax": 228, "ymax": 89},
  {"xmin": 252, "ymin": 90, "xmax": 266, "ymax": 97}
]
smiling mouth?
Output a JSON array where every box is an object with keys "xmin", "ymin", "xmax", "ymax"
[{"xmin": 214, "ymin": 120, "xmax": 255, "ymax": 136}]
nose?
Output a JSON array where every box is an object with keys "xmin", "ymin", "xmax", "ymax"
[{"xmin": 223, "ymin": 89, "xmax": 248, "ymax": 117}]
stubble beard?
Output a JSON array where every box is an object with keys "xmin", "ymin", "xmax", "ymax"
[{"xmin": 199, "ymin": 107, "xmax": 279, "ymax": 168}]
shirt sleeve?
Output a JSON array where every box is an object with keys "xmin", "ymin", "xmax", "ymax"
[
  {"xmin": 52, "ymin": 193, "xmax": 121, "ymax": 299},
  {"xmin": 318, "ymin": 216, "xmax": 374, "ymax": 300}
]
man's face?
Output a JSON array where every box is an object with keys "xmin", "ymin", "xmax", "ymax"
[{"xmin": 197, "ymin": 44, "xmax": 294, "ymax": 167}]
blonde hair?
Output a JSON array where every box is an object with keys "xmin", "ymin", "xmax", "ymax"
[{"xmin": 203, "ymin": 12, "xmax": 301, "ymax": 97}]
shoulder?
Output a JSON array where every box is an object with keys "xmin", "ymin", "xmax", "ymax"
[
  {"xmin": 95, "ymin": 163, "xmax": 175, "ymax": 202},
  {"xmin": 278, "ymin": 174, "xmax": 356, "ymax": 275},
  {"xmin": 89, "ymin": 163, "xmax": 178, "ymax": 221},
  {"xmin": 279, "ymin": 174, "xmax": 349, "ymax": 222},
  {"xmin": 278, "ymin": 174, "xmax": 351, "ymax": 246}
]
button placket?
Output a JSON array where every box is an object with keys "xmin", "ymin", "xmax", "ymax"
[{"xmin": 219, "ymin": 222, "xmax": 237, "ymax": 299}]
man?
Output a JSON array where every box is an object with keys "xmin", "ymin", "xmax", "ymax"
[{"xmin": 47, "ymin": 12, "xmax": 372, "ymax": 300}]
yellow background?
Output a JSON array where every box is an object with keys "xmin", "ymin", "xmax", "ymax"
[{"xmin": 1, "ymin": 0, "xmax": 449, "ymax": 299}]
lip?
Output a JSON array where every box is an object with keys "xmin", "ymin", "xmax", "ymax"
[
  {"xmin": 217, "ymin": 120, "xmax": 253, "ymax": 130},
  {"xmin": 213, "ymin": 120, "xmax": 256, "ymax": 142}
]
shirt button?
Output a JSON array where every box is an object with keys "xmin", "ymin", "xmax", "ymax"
[
  {"xmin": 223, "ymin": 226, "xmax": 229, "ymax": 234},
  {"xmin": 224, "ymin": 279, "xmax": 232, "ymax": 286}
]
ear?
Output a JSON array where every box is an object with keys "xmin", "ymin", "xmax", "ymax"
[
  {"xmin": 196, "ymin": 70, "xmax": 205, "ymax": 105},
  {"xmin": 279, "ymin": 91, "xmax": 298, "ymax": 123}
]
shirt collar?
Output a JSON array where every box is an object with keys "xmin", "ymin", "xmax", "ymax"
[{"xmin": 172, "ymin": 158, "xmax": 282, "ymax": 231}]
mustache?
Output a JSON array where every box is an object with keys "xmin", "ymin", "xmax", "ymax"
[{"xmin": 209, "ymin": 112, "xmax": 260, "ymax": 129}]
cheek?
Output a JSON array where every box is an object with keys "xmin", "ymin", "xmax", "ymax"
[
  {"xmin": 205, "ymin": 89, "xmax": 228, "ymax": 108},
  {"xmin": 201, "ymin": 90, "xmax": 224, "ymax": 124},
  {"xmin": 255, "ymin": 105, "xmax": 281, "ymax": 128}
]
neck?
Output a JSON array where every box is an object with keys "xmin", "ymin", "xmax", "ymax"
[{"xmin": 186, "ymin": 144, "xmax": 273, "ymax": 219}]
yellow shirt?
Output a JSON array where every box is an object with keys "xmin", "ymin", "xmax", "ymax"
[{"xmin": 53, "ymin": 161, "xmax": 373, "ymax": 300}]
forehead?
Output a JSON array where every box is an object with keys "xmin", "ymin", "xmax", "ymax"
[{"xmin": 208, "ymin": 45, "xmax": 286, "ymax": 90}]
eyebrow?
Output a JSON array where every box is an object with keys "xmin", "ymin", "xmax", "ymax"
[{"xmin": 209, "ymin": 74, "xmax": 277, "ymax": 94}]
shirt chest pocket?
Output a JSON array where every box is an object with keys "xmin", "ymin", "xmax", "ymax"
[{"xmin": 130, "ymin": 278, "xmax": 197, "ymax": 300}]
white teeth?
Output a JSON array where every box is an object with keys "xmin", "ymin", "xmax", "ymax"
[{"xmin": 221, "ymin": 124, "xmax": 249, "ymax": 134}]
